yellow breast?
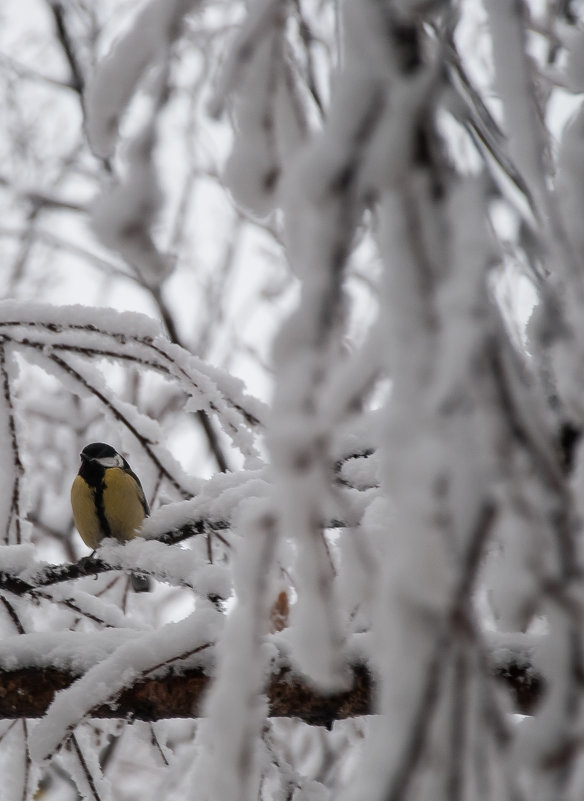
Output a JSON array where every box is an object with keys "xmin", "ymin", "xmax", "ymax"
[
  {"xmin": 101, "ymin": 468, "xmax": 146, "ymax": 542},
  {"xmin": 71, "ymin": 475, "xmax": 103, "ymax": 550},
  {"xmin": 71, "ymin": 468, "xmax": 146, "ymax": 549}
]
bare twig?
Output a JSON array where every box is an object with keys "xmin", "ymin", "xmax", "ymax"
[
  {"xmin": 0, "ymin": 342, "xmax": 23, "ymax": 544},
  {"xmin": 70, "ymin": 734, "xmax": 102, "ymax": 801},
  {"xmin": 46, "ymin": 1, "xmax": 85, "ymax": 95}
]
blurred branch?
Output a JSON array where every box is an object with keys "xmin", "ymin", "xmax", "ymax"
[
  {"xmin": 0, "ymin": 53, "xmax": 76, "ymax": 92},
  {"xmin": 46, "ymin": 0, "xmax": 85, "ymax": 95}
]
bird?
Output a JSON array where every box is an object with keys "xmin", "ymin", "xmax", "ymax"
[{"xmin": 71, "ymin": 442, "xmax": 151, "ymax": 592}]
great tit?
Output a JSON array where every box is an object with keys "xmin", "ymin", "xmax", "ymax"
[{"xmin": 71, "ymin": 443, "xmax": 151, "ymax": 592}]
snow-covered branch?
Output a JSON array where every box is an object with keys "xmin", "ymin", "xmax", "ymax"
[{"xmin": 0, "ymin": 644, "xmax": 542, "ymax": 722}]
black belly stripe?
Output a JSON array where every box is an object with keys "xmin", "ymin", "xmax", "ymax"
[{"xmin": 94, "ymin": 475, "xmax": 112, "ymax": 538}]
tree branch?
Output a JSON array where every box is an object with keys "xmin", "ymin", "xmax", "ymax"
[
  {"xmin": 0, "ymin": 520, "xmax": 228, "ymax": 594},
  {"xmin": 0, "ymin": 655, "xmax": 543, "ymax": 723},
  {"xmin": 1, "ymin": 512, "xmax": 360, "ymax": 595}
]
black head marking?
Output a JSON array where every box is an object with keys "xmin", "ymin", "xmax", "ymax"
[{"xmin": 80, "ymin": 443, "xmax": 119, "ymax": 462}]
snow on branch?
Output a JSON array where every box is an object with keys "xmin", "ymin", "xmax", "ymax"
[
  {"xmin": 266, "ymin": 3, "xmax": 393, "ymax": 693},
  {"xmin": 195, "ymin": 505, "xmax": 279, "ymax": 801},
  {"xmin": 85, "ymin": 0, "xmax": 202, "ymax": 159},
  {"xmin": 91, "ymin": 118, "xmax": 173, "ymax": 287},
  {"xmin": 28, "ymin": 607, "xmax": 218, "ymax": 761},
  {"xmin": 0, "ymin": 643, "xmax": 543, "ymax": 722},
  {"xmin": 0, "ymin": 301, "xmax": 265, "ymax": 464},
  {"xmin": 86, "ymin": 0, "xmax": 208, "ymax": 288},
  {"xmin": 0, "ymin": 480, "xmax": 368, "ymax": 597},
  {"xmin": 221, "ymin": 0, "xmax": 308, "ymax": 216}
]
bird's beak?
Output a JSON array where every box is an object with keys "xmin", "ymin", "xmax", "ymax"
[{"xmin": 80, "ymin": 452, "xmax": 89, "ymax": 463}]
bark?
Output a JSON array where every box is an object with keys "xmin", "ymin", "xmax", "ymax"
[{"xmin": 0, "ymin": 652, "xmax": 542, "ymax": 723}]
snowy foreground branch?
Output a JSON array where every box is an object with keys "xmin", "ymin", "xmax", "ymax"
[{"xmin": 0, "ymin": 646, "xmax": 541, "ymax": 722}]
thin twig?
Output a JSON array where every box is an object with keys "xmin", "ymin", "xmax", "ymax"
[
  {"xmin": 46, "ymin": 2, "xmax": 85, "ymax": 95},
  {"xmin": 0, "ymin": 342, "xmax": 23, "ymax": 544},
  {"xmin": 70, "ymin": 734, "xmax": 102, "ymax": 801}
]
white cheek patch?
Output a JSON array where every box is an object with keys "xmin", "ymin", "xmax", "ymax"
[{"xmin": 96, "ymin": 454, "xmax": 124, "ymax": 468}]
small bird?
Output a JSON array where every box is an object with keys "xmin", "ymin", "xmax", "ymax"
[{"xmin": 71, "ymin": 442, "xmax": 151, "ymax": 592}]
